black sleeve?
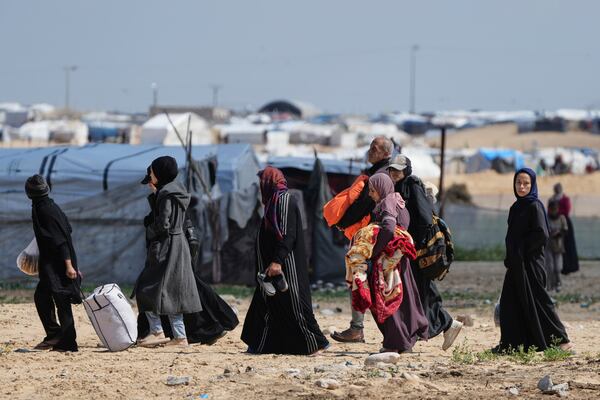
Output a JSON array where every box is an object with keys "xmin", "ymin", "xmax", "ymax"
[
  {"xmin": 410, "ymin": 182, "xmax": 433, "ymax": 245},
  {"xmin": 371, "ymin": 214, "xmax": 395, "ymax": 261},
  {"xmin": 272, "ymin": 197, "xmax": 298, "ymax": 265},
  {"xmin": 149, "ymin": 197, "xmax": 173, "ymax": 239},
  {"xmin": 58, "ymin": 243, "xmax": 71, "ymax": 260},
  {"xmin": 336, "ymin": 185, "xmax": 375, "ymax": 229},
  {"xmin": 526, "ymin": 202, "xmax": 549, "ymax": 255}
]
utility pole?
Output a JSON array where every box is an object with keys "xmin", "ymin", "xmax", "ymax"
[
  {"xmin": 63, "ymin": 65, "xmax": 78, "ymax": 111},
  {"xmin": 438, "ymin": 125, "xmax": 447, "ymax": 218},
  {"xmin": 210, "ymin": 84, "xmax": 222, "ymax": 108},
  {"xmin": 151, "ymin": 82, "xmax": 158, "ymax": 108},
  {"xmin": 409, "ymin": 45, "xmax": 419, "ymax": 114}
]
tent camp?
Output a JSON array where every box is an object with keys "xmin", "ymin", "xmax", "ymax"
[
  {"xmin": 140, "ymin": 112, "xmax": 214, "ymax": 145},
  {"xmin": 465, "ymin": 148, "xmax": 525, "ymax": 174},
  {"xmin": 0, "ymin": 144, "xmax": 216, "ymax": 284}
]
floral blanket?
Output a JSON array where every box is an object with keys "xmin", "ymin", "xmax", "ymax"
[{"xmin": 345, "ymin": 224, "xmax": 416, "ymax": 324}]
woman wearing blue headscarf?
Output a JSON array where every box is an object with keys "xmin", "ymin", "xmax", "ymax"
[{"xmin": 495, "ymin": 168, "xmax": 572, "ymax": 353}]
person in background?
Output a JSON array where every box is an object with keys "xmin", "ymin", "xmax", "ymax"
[
  {"xmin": 388, "ymin": 154, "xmax": 463, "ymax": 351},
  {"xmin": 330, "ymin": 136, "xmax": 393, "ymax": 344},
  {"xmin": 550, "ymin": 183, "xmax": 579, "ymax": 275},
  {"xmin": 26, "ymin": 175, "xmax": 82, "ymax": 352},
  {"xmin": 135, "ymin": 156, "xmax": 202, "ymax": 347},
  {"xmin": 496, "ymin": 168, "xmax": 572, "ymax": 353},
  {"xmin": 546, "ymin": 200, "xmax": 567, "ymax": 292},
  {"xmin": 241, "ymin": 167, "xmax": 329, "ymax": 355}
]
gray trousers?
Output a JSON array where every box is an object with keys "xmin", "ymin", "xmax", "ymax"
[{"xmin": 349, "ymin": 290, "xmax": 364, "ymax": 329}]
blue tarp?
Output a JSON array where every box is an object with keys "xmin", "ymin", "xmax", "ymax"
[
  {"xmin": 215, "ymin": 144, "xmax": 260, "ymax": 193},
  {"xmin": 477, "ymin": 148, "xmax": 525, "ymax": 170}
]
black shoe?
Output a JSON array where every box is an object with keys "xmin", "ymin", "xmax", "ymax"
[
  {"xmin": 204, "ymin": 331, "xmax": 227, "ymax": 346},
  {"xmin": 271, "ymin": 274, "xmax": 289, "ymax": 292}
]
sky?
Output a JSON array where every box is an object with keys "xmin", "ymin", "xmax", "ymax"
[{"xmin": 0, "ymin": 0, "xmax": 598, "ymax": 114}]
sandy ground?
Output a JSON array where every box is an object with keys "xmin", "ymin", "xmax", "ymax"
[
  {"xmin": 1, "ymin": 261, "xmax": 600, "ymax": 399},
  {"xmin": 426, "ymin": 124, "xmax": 600, "ymax": 151}
]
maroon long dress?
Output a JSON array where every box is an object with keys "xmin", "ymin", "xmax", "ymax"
[{"xmin": 373, "ymin": 207, "xmax": 429, "ymax": 351}]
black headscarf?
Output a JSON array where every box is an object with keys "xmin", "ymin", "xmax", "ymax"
[
  {"xmin": 511, "ymin": 167, "xmax": 548, "ymax": 228},
  {"xmin": 151, "ymin": 156, "xmax": 178, "ymax": 188}
]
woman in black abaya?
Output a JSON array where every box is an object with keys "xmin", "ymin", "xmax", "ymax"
[
  {"xmin": 241, "ymin": 167, "xmax": 329, "ymax": 355},
  {"xmin": 496, "ymin": 168, "xmax": 572, "ymax": 353}
]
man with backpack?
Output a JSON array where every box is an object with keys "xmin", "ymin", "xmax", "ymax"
[
  {"xmin": 329, "ymin": 136, "xmax": 392, "ymax": 344},
  {"xmin": 388, "ymin": 154, "xmax": 463, "ymax": 351}
]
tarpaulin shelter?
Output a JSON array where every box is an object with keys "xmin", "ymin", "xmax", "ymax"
[
  {"xmin": 140, "ymin": 113, "xmax": 214, "ymax": 145},
  {"xmin": 465, "ymin": 148, "xmax": 525, "ymax": 174},
  {"xmin": 0, "ymin": 144, "xmax": 216, "ymax": 284}
]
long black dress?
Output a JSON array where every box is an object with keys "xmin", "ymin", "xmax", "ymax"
[
  {"xmin": 499, "ymin": 199, "xmax": 569, "ymax": 352},
  {"xmin": 32, "ymin": 196, "xmax": 82, "ymax": 351},
  {"xmin": 241, "ymin": 192, "xmax": 329, "ymax": 355}
]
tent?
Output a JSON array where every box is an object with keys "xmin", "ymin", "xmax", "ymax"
[
  {"xmin": 258, "ymin": 100, "xmax": 320, "ymax": 119},
  {"xmin": 465, "ymin": 148, "xmax": 525, "ymax": 174},
  {"xmin": 140, "ymin": 112, "xmax": 213, "ymax": 145},
  {"xmin": 0, "ymin": 144, "xmax": 216, "ymax": 284},
  {"xmin": 16, "ymin": 120, "xmax": 88, "ymax": 145}
]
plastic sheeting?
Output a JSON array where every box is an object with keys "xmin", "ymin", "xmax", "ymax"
[{"xmin": 0, "ymin": 144, "xmax": 217, "ymax": 283}]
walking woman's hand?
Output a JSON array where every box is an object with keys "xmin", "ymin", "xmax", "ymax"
[
  {"xmin": 65, "ymin": 259, "xmax": 77, "ymax": 279},
  {"xmin": 266, "ymin": 262, "xmax": 282, "ymax": 277}
]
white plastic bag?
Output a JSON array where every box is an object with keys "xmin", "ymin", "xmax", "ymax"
[{"xmin": 16, "ymin": 237, "xmax": 39, "ymax": 276}]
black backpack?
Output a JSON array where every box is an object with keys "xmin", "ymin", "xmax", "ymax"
[{"xmin": 414, "ymin": 214, "xmax": 454, "ymax": 280}]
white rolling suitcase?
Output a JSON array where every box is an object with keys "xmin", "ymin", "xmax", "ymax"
[{"xmin": 83, "ymin": 284, "xmax": 138, "ymax": 352}]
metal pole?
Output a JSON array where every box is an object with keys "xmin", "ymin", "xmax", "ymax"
[
  {"xmin": 64, "ymin": 65, "xmax": 77, "ymax": 111},
  {"xmin": 210, "ymin": 84, "xmax": 222, "ymax": 108},
  {"xmin": 409, "ymin": 45, "xmax": 419, "ymax": 114},
  {"xmin": 151, "ymin": 82, "xmax": 158, "ymax": 107},
  {"xmin": 438, "ymin": 126, "xmax": 447, "ymax": 218}
]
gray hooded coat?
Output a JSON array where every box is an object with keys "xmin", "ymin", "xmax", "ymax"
[{"xmin": 135, "ymin": 181, "xmax": 202, "ymax": 314}]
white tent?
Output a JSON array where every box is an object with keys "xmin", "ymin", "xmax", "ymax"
[
  {"xmin": 140, "ymin": 112, "xmax": 213, "ymax": 145},
  {"xmin": 16, "ymin": 120, "xmax": 88, "ymax": 145}
]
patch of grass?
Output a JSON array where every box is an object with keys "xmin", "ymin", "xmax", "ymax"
[
  {"xmin": 451, "ymin": 341, "xmax": 475, "ymax": 364},
  {"xmin": 505, "ymin": 345, "xmax": 538, "ymax": 364},
  {"xmin": 476, "ymin": 349, "xmax": 499, "ymax": 362},
  {"xmin": 451, "ymin": 340, "xmax": 499, "ymax": 365},
  {"xmin": 454, "ymin": 245, "xmax": 505, "ymax": 261},
  {"xmin": 213, "ymin": 285, "xmax": 255, "ymax": 298},
  {"xmin": 0, "ymin": 342, "xmax": 13, "ymax": 356},
  {"xmin": 542, "ymin": 346, "xmax": 572, "ymax": 362}
]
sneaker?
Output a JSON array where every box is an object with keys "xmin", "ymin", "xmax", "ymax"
[
  {"xmin": 257, "ymin": 273, "xmax": 276, "ymax": 296},
  {"xmin": 271, "ymin": 274, "xmax": 289, "ymax": 292},
  {"xmin": 442, "ymin": 320, "xmax": 463, "ymax": 351}
]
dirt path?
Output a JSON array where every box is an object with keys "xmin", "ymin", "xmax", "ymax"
[{"xmin": 1, "ymin": 262, "xmax": 600, "ymax": 399}]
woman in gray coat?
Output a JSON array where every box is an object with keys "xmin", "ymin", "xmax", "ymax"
[{"xmin": 135, "ymin": 156, "xmax": 202, "ymax": 347}]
